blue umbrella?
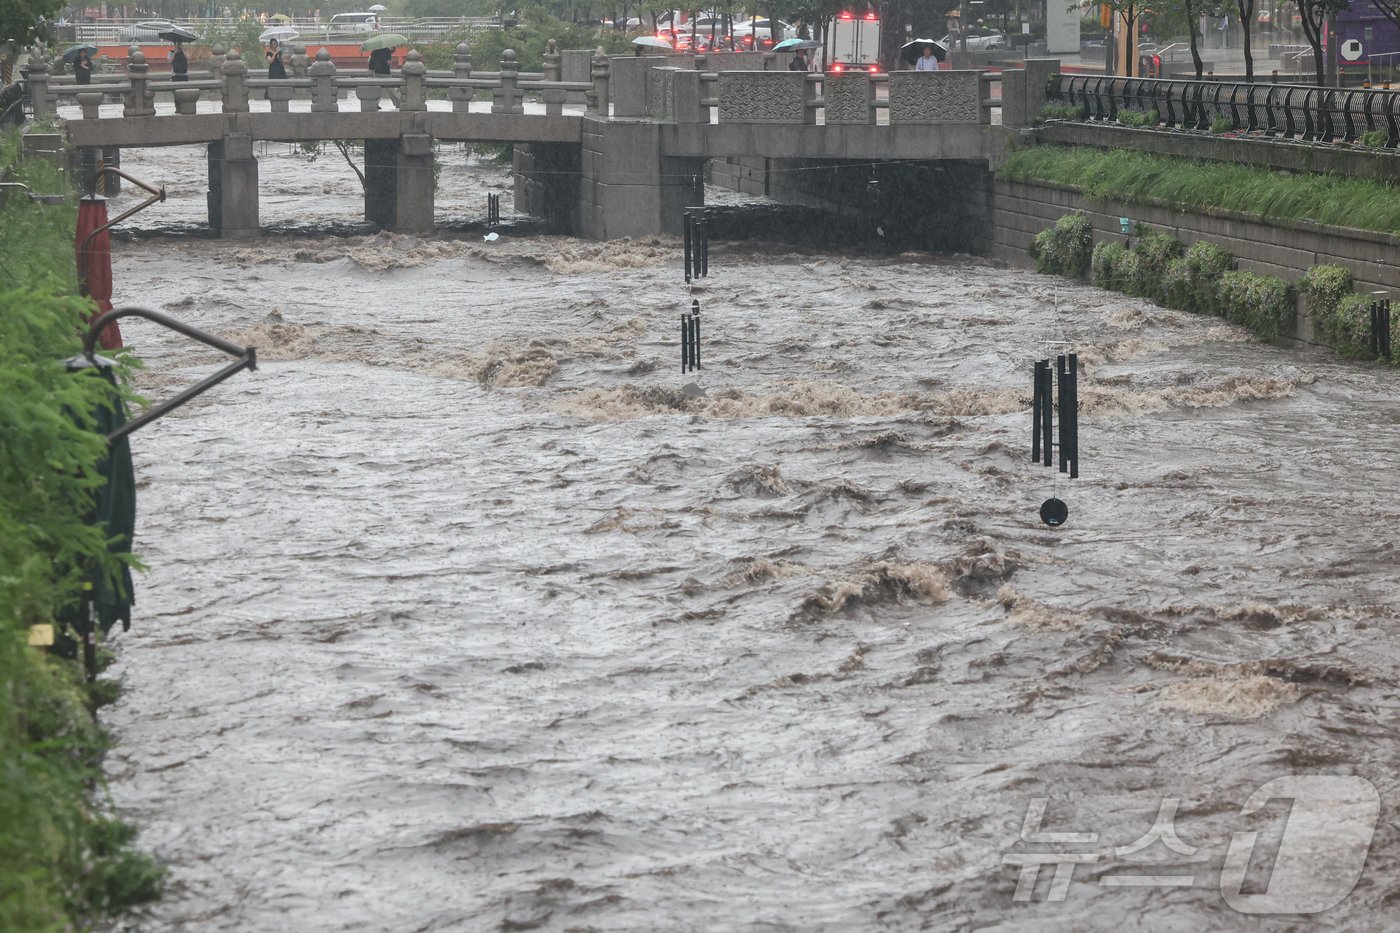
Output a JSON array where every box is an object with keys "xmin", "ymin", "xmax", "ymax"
[
  {"xmin": 63, "ymin": 43, "xmax": 98, "ymax": 63},
  {"xmin": 773, "ymin": 37, "xmax": 821, "ymax": 51}
]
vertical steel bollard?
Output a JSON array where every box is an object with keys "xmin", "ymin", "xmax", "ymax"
[
  {"xmin": 1063, "ymin": 353, "xmax": 1079, "ymax": 478},
  {"xmin": 699, "ymin": 209, "xmax": 709, "ymax": 277},
  {"xmin": 691, "ymin": 299, "xmax": 701, "ymax": 371},
  {"xmin": 1032, "ymin": 360, "xmax": 1045, "ymax": 463},
  {"xmin": 1038, "ymin": 361, "xmax": 1053, "ymax": 467},
  {"xmin": 680, "ymin": 306, "xmax": 691, "ymax": 373},
  {"xmin": 683, "ymin": 210, "xmax": 694, "ymax": 284},
  {"xmin": 1384, "ymin": 298, "xmax": 1393, "ymax": 360}
]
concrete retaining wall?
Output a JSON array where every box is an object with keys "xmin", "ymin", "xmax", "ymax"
[{"xmin": 991, "ymin": 179, "xmax": 1400, "ymax": 299}]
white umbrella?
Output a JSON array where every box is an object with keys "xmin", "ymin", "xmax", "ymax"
[
  {"xmin": 633, "ymin": 36, "xmax": 674, "ymax": 49},
  {"xmin": 368, "ymin": 4, "xmax": 387, "ymax": 11},
  {"xmin": 259, "ymin": 26, "xmax": 299, "ymax": 43}
]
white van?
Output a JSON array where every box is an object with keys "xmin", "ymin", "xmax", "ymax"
[{"xmin": 326, "ymin": 12, "xmax": 379, "ymax": 35}]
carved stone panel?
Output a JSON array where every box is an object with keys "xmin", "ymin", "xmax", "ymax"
[
  {"xmin": 718, "ymin": 72, "xmax": 805, "ymax": 123},
  {"xmin": 824, "ymin": 73, "xmax": 872, "ymax": 125},
  {"xmin": 888, "ymin": 71, "xmax": 983, "ymax": 124}
]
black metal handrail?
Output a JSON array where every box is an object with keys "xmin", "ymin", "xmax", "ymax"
[
  {"xmin": 75, "ymin": 306, "xmax": 257, "ymax": 443},
  {"xmin": 1051, "ymin": 73, "xmax": 1400, "ymax": 148}
]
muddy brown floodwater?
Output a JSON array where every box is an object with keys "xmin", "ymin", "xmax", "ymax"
[{"xmin": 98, "ymin": 143, "xmax": 1400, "ymax": 931}]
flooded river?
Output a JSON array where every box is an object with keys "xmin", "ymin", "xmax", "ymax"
[{"xmin": 99, "ymin": 142, "xmax": 1400, "ymax": 930}]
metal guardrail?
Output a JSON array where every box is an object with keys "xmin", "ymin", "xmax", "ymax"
[
  {"xmin": 73, "ymin": 16, "xmax": 500, "ymax": 45},
  {"xmin": 1053, "ymin": 73, "xmax": 1400, "ymax": 148}
]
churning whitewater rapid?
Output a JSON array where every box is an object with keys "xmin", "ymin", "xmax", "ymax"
[{"xmin": 98, "ymin": 142, "xmax": 1400, "ymax": 931}]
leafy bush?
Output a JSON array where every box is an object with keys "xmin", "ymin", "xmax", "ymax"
[
  {"xmin": 1132, "ymin": 231, "xmax": 1185, "ymax": 303},
  {"xmin": 1218, "ymin": 269, "xmax": 1295, "ymax": 337},
  {"xmin": 1299, "ymin": 264, "xmax": 1353, "ymax": 335},
  {"xmin": 1210, "ymin": 115, "xmax": 1234, "ymax": 134},
  {"xmin": 1324, "ymin": 293, "xmax": 1377, "ymax": 355},
  {"xmin": 1037, "ymin": 104, "xmax": 1085, "ymax": 123},
  {"xmin": 1360, "ymin": 129, "xmax": 1388, "ymax": 148},
  {"xmin": 1029, "ymin": 212, "xmax": 1093, "ymax": 278},
  {"xmin": 1180, "ymin": 241, "xmax": 1235, "ymax": 315},
  {"xmin": 1117, "ymin": 107, "xmax": 1158, "ymax": 127},
  {"xmin": 1091, "ymin": 241, "xmax": 1127, "ymax": 290}
]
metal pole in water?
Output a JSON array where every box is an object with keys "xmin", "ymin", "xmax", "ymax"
[
  {"xmin": 683, "ymin": 210, "xmax": 693, "ymax": 284},
  {"xmin": 691, "ymin": 298, "xmax": 701, "ymax": 371},
  {"xmin": 681, "ymin": 307, "xmax": 691, "ymax": 373},
  {"xmin": 1032, "ymin": 359, "xmax": 1045, "ymax": 463}
]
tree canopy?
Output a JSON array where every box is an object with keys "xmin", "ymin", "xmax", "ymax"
[{"xmin": 1, "ymin": 0, "xmax": 64, "ymax": 48}]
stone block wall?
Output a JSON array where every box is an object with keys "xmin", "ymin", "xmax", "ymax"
[{"xmin": 993, "ymin": 179, "xmax": 1400, "ymax": 340}]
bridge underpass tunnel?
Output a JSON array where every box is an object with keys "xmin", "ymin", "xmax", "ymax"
[
  {"xmin": 706, "ymin": 157, "xmax": 993, "ymax": 253},
  {"xmin": 513, "ymin": 143, "xmax": 582, "ymax": 234}
]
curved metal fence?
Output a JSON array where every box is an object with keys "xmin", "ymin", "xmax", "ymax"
[{"xmin": 1052, "ymin": 73, "xmax": 1400, "ymax": 148}]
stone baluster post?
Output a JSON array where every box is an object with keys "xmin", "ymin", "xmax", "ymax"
[
  {"xmin": 220, "ymin": 49, "xmax": 249, "ymax": 113},
  {"xmin": 290, "ymin": 44, "xmax": 311, "ymax": 100},
  {"xmin": 543, "ymin": 39, "xmax": 561, "ymax": 82},
  {"xmin": 541, "ymin": 39, "xmax": 566, "ymax": 115},
  {"xmin": 26, "ymin": 50, "xmax": 51, "ymax": 122},
  {"xmin": 356, "ymin": 84, "xmax": 383, "ymax": 111},
  {"xmin": 449, "ymin": 42, "xmax": 473, "ymax": 112},
  {"xmin": 76, "ymin": 91, "xmax": 104, "ymax": 120},
  {"xmin": 587, "ymin": 47, "xmax": 610, "ymax": 117},
  {"xmin": 123, "ymin": 48, "xmax": 155, "ymax": 117},
  {"xmin": 802, "ymin": 72, "xmax": 818, "ymax": 125},
  {"xmin": 492, "ymin": 49, "xmax": 523, "ymax": 114},
  {"xmin": 401, "ymin": 49, "xmax": 426, "ymax": 111},
  {"xmin": 209, "ymin": 43, "xmax": 227, "ymax": 75},
  {"xmin": 310, "ymin": 48, "xmax": 338, "ymax": 112}
]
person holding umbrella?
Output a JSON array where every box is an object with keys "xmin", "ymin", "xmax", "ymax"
[
  {"xmin": 915, "ymin": 45, "xmax": 940, "ymax": 71},
  {"xmin": 788, "ymin": 48, "xmax": 808, "ymax": 71},
  {"xmin": 74, "ymin": 48, "xmax": 93, "ymax": 84},
  {"xmin": 170, "ymin": 42, "xmax": 189, "ymax": 81},
  {"xmin": 266, "ymin": 37, "xmax": 287, "ymax": 78}
]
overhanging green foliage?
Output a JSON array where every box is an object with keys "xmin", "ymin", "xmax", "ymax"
[
  {"xmin": 0, "ymin": 129, "xmax": 163, "ymax": 930},
  {"xmin": 999, "ymin": 145, "xmax": 1400, "ymax": 236}
]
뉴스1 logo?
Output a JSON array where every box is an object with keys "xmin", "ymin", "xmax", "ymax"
[{"xmin": 1003, "ymin": 774, "xmax": 1379, "ymax": 913}]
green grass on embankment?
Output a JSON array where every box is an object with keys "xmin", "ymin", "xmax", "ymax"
[
  {"xmin": 0, "ymin": 129, "xmax": 163, "ymax": 931},
  {"xmin": 998, "ymin": 145, "xmax": 1400, "ymax": 236}
]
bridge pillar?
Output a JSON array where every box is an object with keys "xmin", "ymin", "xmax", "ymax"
[
  {"xmin": 364, "ymin": 134, "xmax": 434, "ymax": 233},
  {"xmin": 577, "ymin": 118, "xmax": 696, "ymax": 240},
  {"xmin": 207, "ymin": 134, "xmax": 259, "ymax": 239}
]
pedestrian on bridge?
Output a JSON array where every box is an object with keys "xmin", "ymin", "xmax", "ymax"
[
  {"xmin": 266, "ymin": 38, "xmax": 287, "ymax": 79},
  {"xmin": 171, "ymin": 43, "xmax": 189, "ymax": 82},
  {"xmin": 368, "ymin": 47, "xmax": 401, "ymax": 109}
]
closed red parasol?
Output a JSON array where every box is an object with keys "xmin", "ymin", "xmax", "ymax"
[{"xmin": 76, "ymin": 197, "xmax": 123, "ymax": 350}]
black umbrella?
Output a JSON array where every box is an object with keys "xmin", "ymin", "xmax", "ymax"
[
  {"xmin": 159, "ymin": 26, "xmax": 198, "ymax": 43},
  {"xmin": 900, "ymin": 38, "xmax": 948, "ymax": 65},
  {"xmin": 63, "ymin": 43, "xmax": 98, "ymax": 63}
]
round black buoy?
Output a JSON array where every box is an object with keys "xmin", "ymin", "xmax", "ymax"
[{"xmin": 1039, "ymin": 497, "xmax": 1069, "ymax": 527}]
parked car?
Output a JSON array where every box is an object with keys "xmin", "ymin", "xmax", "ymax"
[
  {"xmin": 325, "ymin": 12, "xmax": 380, "ymax": 36},
  {"xmin": 941, "ymin": 31, "xmax": 1006, "ymax": 51},
  {"xmin": 732, "ymin": 17, "xmax": 794, "ymax": 42},
  {"xmin": 117, "ymin": 20, "xmax": 191, "ymax": 42}
]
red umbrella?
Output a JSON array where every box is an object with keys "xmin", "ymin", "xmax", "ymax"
[{"xmin": 76, "ymin": 197, "xmax": 123, "ymax": 350}]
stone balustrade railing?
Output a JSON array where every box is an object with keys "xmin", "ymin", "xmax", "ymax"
[
  {"xmin": 30, "ymin": 42, "xmax": 611, "ymax": 121},
  {"xmin": 646, "ymin": 67, "xmax": 998, "ymax": 126}
]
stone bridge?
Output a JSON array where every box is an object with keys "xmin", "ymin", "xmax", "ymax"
[{"xmin": 27, "ymin": 43, "xmax": 1056, "ymax": 239}]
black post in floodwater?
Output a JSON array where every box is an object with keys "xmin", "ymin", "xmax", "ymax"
[
  {"xmin": 1370, "ymin": 297, "xmax": 1392, "ymax": 360},
  {"xmin": 487, "ymin": 193, "xmax": 500, "ymax": 228},
  {"xmin": 681, "ymin": 299, "xmax": 701, "ymax": 373},
  {"xmin": 1031, "ymin": 354, "xmax": 1080, "ymax": 525},
  {"xmin": 1057, "ymin": 353, "xmax": 1079, "ymax": 479},
  {"xmin": 1032, "ymin": 359, "xmax": 1053, "ymax": 467},
  {"xmin": 683, "ymin": 208, "xmax": 711, "ymax": 284}
]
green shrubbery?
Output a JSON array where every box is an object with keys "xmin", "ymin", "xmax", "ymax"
[
  {"xmin": 1034, "ymin": 216, "xmax": 1294, "ymax": 340},
  {"xmin": 1117, "ymin": 107, "xmax": 1158, "ymax": 127},
  {"xmin": 1300, "ymin": 264, "xmax": 1395, "ymax": 355},
  {"xmin": 0, "ymin": 130, "xmax": 163, "ymax": 930},
  {"xmin": 1036, "ymin": 104, "xmax": 1086, "ymax": 123},
  {"xmin": 1029, "ymin": 212, "xmax": 1093, "ymax": 278}
]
